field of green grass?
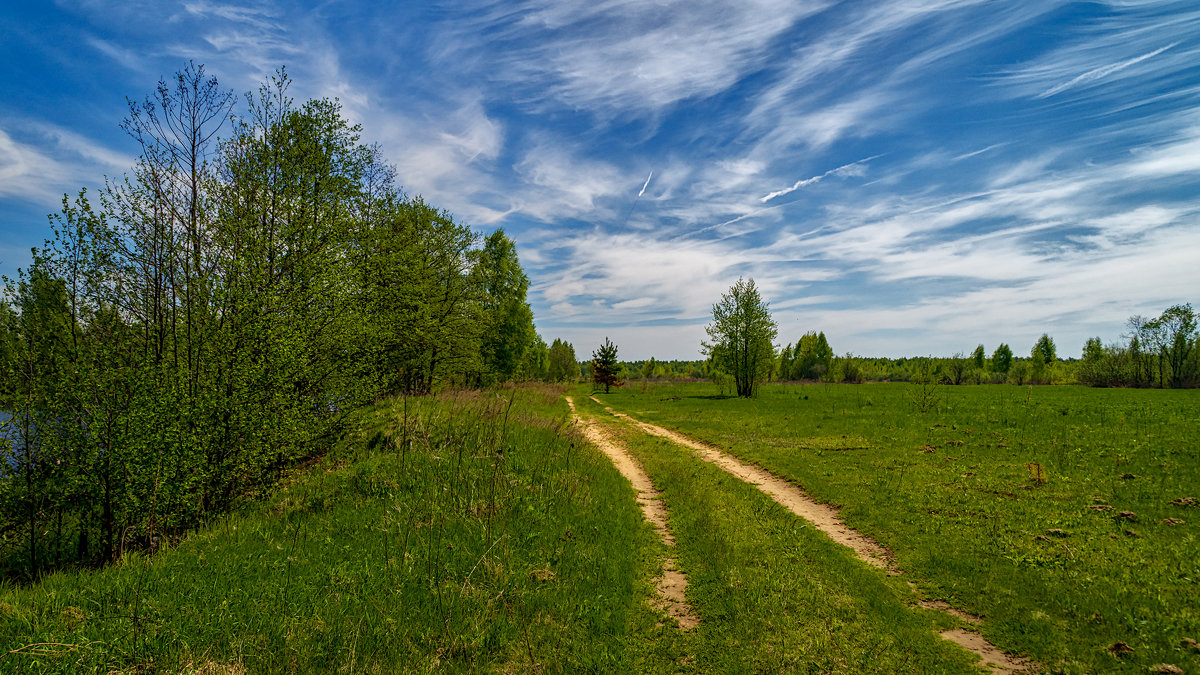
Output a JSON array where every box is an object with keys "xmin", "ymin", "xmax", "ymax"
[
  {"xmin": 591, "ymin": 381, "xmax": 1200, "ymax": 673},
  {"xmin": 572, "ymin": 394, "xmax": 981, "ymax": 673},
  {"xmin": 0, "ymin": 385, "xmax": 674, "ymax": 673},
  {"xmin": 3, "ymin": 380, "xmax": 1196, "ymax": 673}
]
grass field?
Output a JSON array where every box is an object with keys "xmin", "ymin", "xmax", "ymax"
[
  {"xmin": 590, "ymin": 381, "xmax": 1200, "ymax": 673},
  {"xmin": 0, "ymin": 385, "xmax": 673, "ymax": 673},
  {"xmin": 2, "ymin": 380, "xmax": 1196, "ymax": 673},
  {"xmin": 572, "ymin": 393, "xmax": 982, "ymax": 673}
]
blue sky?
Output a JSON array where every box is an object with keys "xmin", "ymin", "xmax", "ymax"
[{"xmin": 2, "ymin": 1, "xmax": 1198, "ymax": 360}]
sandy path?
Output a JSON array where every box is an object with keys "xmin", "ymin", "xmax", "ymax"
[
  {"xmin": 589, "ymin": 396, "xmax": 1034, "ymax": 674},
  {"xmin": 588, "ymin": 396, "xmax": 891, "ymax": 569},
  {"xmin": 565, "ymin": 396, "xmax": 698, "ymax": 630}
]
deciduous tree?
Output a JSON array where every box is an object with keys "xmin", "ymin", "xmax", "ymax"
[
  {"xmin": 971, "ymin": 344, "xmax": 986, "ymax": 370},
  {"xmin": 475, "ymin": 230, "xmax": 534, "ymax": 383},
  {"xmin": 991, "ymin": 343, "xmax": 1013, "ymax": 373},
  {"xmin": 703, "ymin": 277, "xmax": 778, "ymax": 398},
  {"xmin": 547, "ymin": 338, "xmax": 578, "ymax": 382}
]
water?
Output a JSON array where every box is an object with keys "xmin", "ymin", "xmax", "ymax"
[{"xmin": 0, "ymin": 409, "xmax": 24, "ymax": 456}]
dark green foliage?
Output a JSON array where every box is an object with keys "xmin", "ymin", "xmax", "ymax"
[
  {"xmin": 546, "ymin": 338, "xmax": 578, "ymax": 382},
  {"xmin": 591, "ymin": 337, "xmax": 621, "ymax": 393},
  {"xmin": 1082, "ymin": 304, "xmax": 1197, "ymax": 388},
  {"xmin": 971, "ymin": 344, "xmax": 986, "ymax": 370},
  {"xmin": 1032, "ymin": 333, "xmax": 1057, "ymax": 364},
  {"xmin": 358, "ymin": 196, "xmax": 483, "ymax": 394},
  {"xmin": 519, "ymin": 332, "xmax": 549, "ymax": 382},
  {"xmin": 991, "ymin": 343, "xmax": 1014, "ymax": 374},
  {"xmin": 783, "ymin": 330, "xmax": 833, "ymax": 380},
  {"xmin": 834, "ymin": 352, "xmax": 865, "ymax": 383},
  {"xmin": 939, "ymin": 353, "xmax": 969, "ymax": 385}
]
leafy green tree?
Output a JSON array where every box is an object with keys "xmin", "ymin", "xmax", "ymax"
[
  {"xmin": 475, "ymin": 230, "xmax": 534, "ymax": 383},
  {"xmin": 547, "ymin": 339, "xmax": 578, "ymax": 382},
  {"xmin": 777, "ymin": 343, "xmax": 793, "ymax": 381},
  {"xmin": 366, "ymin": 197, "xmax": 482, "ymax": 393},
  {"xmin": 789, "ymin": 331, "xmax": 833, "ymax": 380},
  {"xmin": 591, "ymin": 337, "xmax": 621, "ymax": 393},
  {"xmin": 1029, "ymin": 334, "xmax": 1057, "ymax": 384},
  {"xmin": 0, "ymin": 301, "xmax": 16, "ymax": 398},
  {"xmin": 1126, "ymin": 316, "xmax": 1156, "ymax": 386},
  {"xmin": 1153, "ymin": 304, "xmax": 1197, "ymax": 388},
  {"xmin": 991, "ymin": 343, "xmax": 1013, "ymax": 373},
  {"xmin": 1078, "ymin": 337, "xmax": 1107, "ymax": 386},
  {"xmin": 837, "ymin": 352, "xmax": 864, "ymax": 383},
  {"xmin": 703, "ymin": 277, "xmax": 778, "ymax": 398},
  {"xmin": 519, "ymin": 333, "xmax": 549, "ymax": 381},
  {"xmin": 1032, "ymin": 334, "xmax": 1057, "ymax": 364},
  {"xmin": 1008, "ymin": 359, "xmax": 1030, "ymax": 385},
  {"xmin": 640, "ymin": 357, "xmax": 657, "ymax": 379},
  {"xmin": 0, "ymin": 64, "xmax": 554, "ymax": 578},
  {"xmin": 971, "ymin": 344, "xmax": 986, "ymax": 370},
  {"xmin": 945, "ymin": 353, "xmax": 970, "ymax": 385}
]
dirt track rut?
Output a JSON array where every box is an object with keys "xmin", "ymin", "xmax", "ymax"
[
  {"xmin": 587, "ymin": 395, "xmax": 1035, "ymax": 674},
  {"xmin": 565, "ymin": 396, "xmax": 698, "ymax": 630}
]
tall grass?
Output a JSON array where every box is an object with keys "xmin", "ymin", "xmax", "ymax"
[{"xmin": 0, "ymin": 385, "xmax": 657, "ymax": 673}]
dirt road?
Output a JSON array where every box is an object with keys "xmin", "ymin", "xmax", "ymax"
[{"xmin": 583, "ymin": 395, "xmax": 1034, "ymax": 674}]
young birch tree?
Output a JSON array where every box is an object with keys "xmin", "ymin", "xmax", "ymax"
[{"xmin": 703, "ymin": 277, "xmax": 777, "ymax": 398}]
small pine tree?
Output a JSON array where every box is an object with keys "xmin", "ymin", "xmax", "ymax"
[{"xmin": 591, "ymin": 337, "xmax": 622, "ymax": 393}]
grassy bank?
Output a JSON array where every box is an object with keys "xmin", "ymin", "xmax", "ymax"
[
  {"xmin": 591, "ymin": 381, "xmax": 1200, "ymax": 674},
  {"xmin": 0, "ymin": 385, "xmax": 665, "ymax": 673}
]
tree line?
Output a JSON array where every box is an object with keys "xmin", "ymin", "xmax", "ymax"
[
  {"xmin": 0, "ymin": 64, "xmax": 577, "ymax": 579},
  {"xmin": 603, "ymin": 281, "xmax": 1197, "ymax": 392}
]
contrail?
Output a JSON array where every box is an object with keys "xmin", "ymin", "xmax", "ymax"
[
  {"xmin": 637, "ymin": 170, "xmax": 653, "ymax": 197},
  {"xmin": 1038, "ymin": 42, "xmax": 1177, "ymax": 99},
  {"xmin": 760, "ymin": 155, "xmax": 882, "ymax": 203},
  {"xmin": 621, "ymin": 169, "xmax": 654, "ymax": 227}
]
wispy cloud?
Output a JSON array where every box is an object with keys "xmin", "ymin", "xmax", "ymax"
[
  {"xmin": 510, "ymin": 143, "xmax": 625, "ymax": 223},
  {"xmin": 84, "ymin": 36, "xmax": 147, "ymax": 72},
  {"xmin": 1037, "ymin": 42, "xmax": 1178, "ymax": 98},
  {"xmin": 1000, "ymin": 2, "xmax": 1200, "ymax": 107},
  {"xmin": 951, "ymin": 143, "xmax": 1007, "ymax": 162},
  {"xmin": 445, "ymin": 0, "xmax": 829, "ymax": 118},
  {"xmin": 0, "ymin": 122, "xmax": 132, "ymax": 204},
  {"xmin": 9, "ymin": 0, "xmax": 1200, "ymax": 359},
  {"xmin": 182, "ymin": 0, "xmax": 278, "ymax": 29},
  {"xmin": 760, "ymin": 156, "xmax": 878, "ymax": 202}
]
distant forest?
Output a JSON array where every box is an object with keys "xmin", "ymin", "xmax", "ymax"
[
  {"xmin": 0, "ymin": 65, "xmax": 576, "ymax": 578},
  {"xmin": 601, "ymin": 304, "xmax": 1199, "ymax": 390}
]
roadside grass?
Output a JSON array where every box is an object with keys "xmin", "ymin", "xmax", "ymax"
[
  {"xmin": 589, "ymin": 381, "xmax": 1200, "ymax": 674},
  {"xmin": 0, "ymin": 384, "xmax": 672, "ymax": 673},
  {"xmin": 574, "ymin": 394, "xmax": 982, "ymax": 674}
]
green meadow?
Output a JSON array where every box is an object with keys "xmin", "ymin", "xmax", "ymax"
[
  {"xmin": 591, "ymin": 381, "xmax": 1200, "ymax": 673},
  {"xmin": 1, "ymin": 381, "xmax": 1197, "ymax": 673},
  {"xmin": 0, "ymin": 386, "xmax": 670, "ymax": 673}
]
